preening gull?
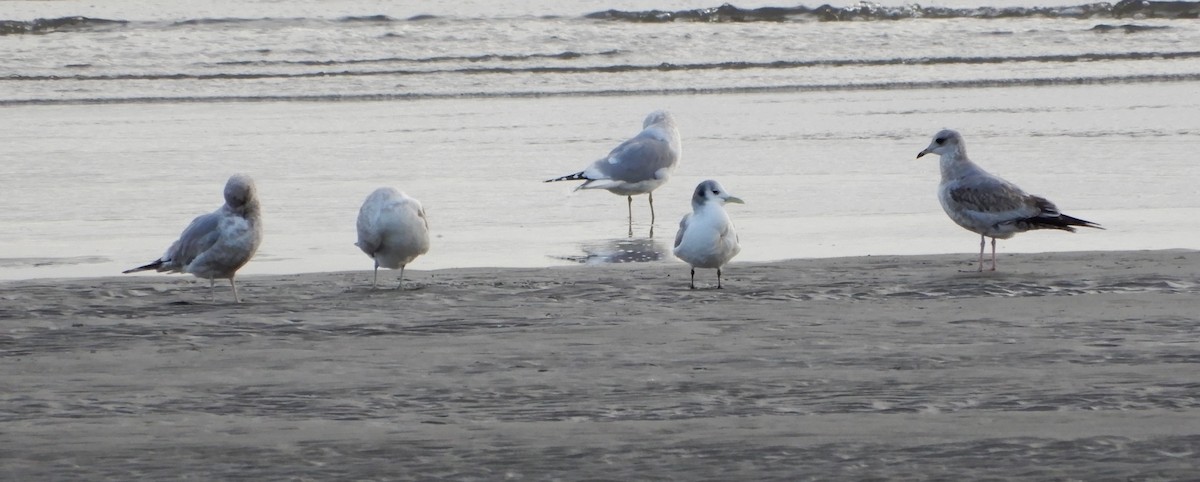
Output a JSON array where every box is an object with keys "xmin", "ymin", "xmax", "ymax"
[
  {"xmin": 355, "ymin": 187, "xmax": 430, "ymax": 289},
  {"xmin": 545, "ymin": 110, "xmax": 682, "ymax": 235},
  {"xmin": 917, "ymin": 129, "xmax": 1102, "ymax": 271},
  {"xmin": 673, "ymin": 180, "xmax": 743, "ymax": 289},
  {"xmin": 123, "ymin": 174, "xmax": 263, "ymax": 302}
]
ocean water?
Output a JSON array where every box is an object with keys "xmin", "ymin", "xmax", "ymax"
[{"xmin": 2, "ymin": 0, "xmax": 1199, "ymax": 280}]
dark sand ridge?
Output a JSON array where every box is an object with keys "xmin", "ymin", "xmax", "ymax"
[{"xmin": 2, "ymin": 250, "xmax": 1199, "ymax": 479}]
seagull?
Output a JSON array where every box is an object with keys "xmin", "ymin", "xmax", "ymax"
[
  {"xmin": 123, "ymin": 174, "xmax": 263, "ymax": 303},
  {"xmin": 917, "ymin": 129, "xmax": 1102, "ymax": 271},
  {"xmin": 355, "ymin": 187, "xmax": 430, "ymax": 289},
  {"xmin": 673, "ymin": 180, "xmax": 743, "ymax": 289},
  {"xmin": 545, "ymin": 110, "xmax": 682, "ymax": 236}
]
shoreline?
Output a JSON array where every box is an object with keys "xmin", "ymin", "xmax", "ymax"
[
  {"xmin": 3, "ymin": 247, "xmax": 1196, "ymax": 287},
  {"xmin": 3, "ymin": 249, "xmax": 1199, "ymax": 479}
]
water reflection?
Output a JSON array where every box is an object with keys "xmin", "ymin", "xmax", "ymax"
[{"xmin": 559, "ymin": 237, "xmax": 669, "ymax": 265}]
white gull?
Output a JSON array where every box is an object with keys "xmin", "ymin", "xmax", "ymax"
[
  {"xmin": 355, "ymin": 187, "xmax": 430, "ymax": 289},
  {"xmin": 673, "ymin": 180, "xmax": 743, "ymax": 289}
]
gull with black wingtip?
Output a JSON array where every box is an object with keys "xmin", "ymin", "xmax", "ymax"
[
  {"xmin": 917, "ymin": 129, "xmax": 1102, "ymax": 271},
  {"xmin": 545, "ymin": 110, "xmax": 681, "ymax": 236},
  {"xmin": 123, "ymin": 174, "xmax": 263, "ymax": 303}
]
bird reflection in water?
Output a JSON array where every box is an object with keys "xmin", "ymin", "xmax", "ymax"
[{"xmin": 558, "ymin": 237, "xmax": 667, "ymax": 265}]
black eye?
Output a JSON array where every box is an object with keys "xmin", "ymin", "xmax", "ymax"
[
  {"xmin": 935, "ymin": 137, "xmax": 946, "ymax": 145},
  {"xmin": 713, "ymin": 190, "xmax": 720, "ymax": 195}
]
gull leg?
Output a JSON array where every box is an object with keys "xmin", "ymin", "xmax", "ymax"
[
  {"xmin": 372, "ymin": 260, "xmax": 379, "ymax": 289},
  {"xmin": 397, "ymin": 265, "xmax": 406, "ymax": 291},
  {"xmin": 648, "ymin": 192, "xmax": 656, "ymax": 238},
  {"xmin": 977, "ymin": 235, "xmax": 986, "ymax": 272},
  {"xmin": 717, "ymin": 268, "xmax": 723, "ymax": 289},
  {"xmin": 627, "ymin": 195, "xmax": 634, "ymax": 237},
  {"xmin": 649, "ymin": 192, "xmax": 656, "ymax": 225},
  {"xmin": 689, "ymin": 268, "xmax": 696, "ymax": 290},
  {"xmin": 230, "ymin": 277, "xmax": 241, "ymax": 303},
  {"xmin": 209, "ymin": 277, "xmax": 216, "ymax": 304},
  {"xmin": 990, "ymin": 238, "xmax": 998, "ymax": 272}
]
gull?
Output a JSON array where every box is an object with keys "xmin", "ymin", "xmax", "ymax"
[
  {"xmin": 355, "ymin": 187, "xmax": 430, "ymax": 289},
  {"xmin": 673, "ymin": 180, "xmax": 743, "ymax": 289},
  {"xmin": 545, "ymin": 110, "xmax": 682, "ymax": 236},
  {"xmin": 123, "ymin": 174, "xmax": 263, "ymax": 303},
  {"xmin": 917, "ymin": 129, "xmax": 1102, "ymax": 271}
]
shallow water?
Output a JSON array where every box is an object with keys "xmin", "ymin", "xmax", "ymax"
[
  {"xmin": 3, "ymin": 83, "xmax": 1198, "ymax": 280},
  {"xmin": 1, "ymin": 0, "xmax": 1199, "ymax": 280}
]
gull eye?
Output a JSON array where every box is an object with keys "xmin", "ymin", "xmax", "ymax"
[
  {"xmin": 713, "ymin": 190, "xmax": 720, "ymax": 195},
  {"xmin": 935, "ymin": 137, "xmax": 946, "ymax": 145}
]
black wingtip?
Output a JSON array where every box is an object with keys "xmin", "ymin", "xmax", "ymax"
[
  {"xmin": 122, "ymin": 260, "xmax": 163, "ymax": 274},
  {"xmin": 1063, "ymin": 214, "xmax": 1104, "ymax": 230},
  {"xmin": 545, "ymin": 171, "xmax": 587, "ymax": 183},
  {"xmin": 1024, "ymin": 214, "xmax": 1103, "ymax": 232}
]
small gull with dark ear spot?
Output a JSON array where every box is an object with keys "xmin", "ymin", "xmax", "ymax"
[{"xmin": 673, "ymin": 180, "xmax": 743, "ymax": 289}]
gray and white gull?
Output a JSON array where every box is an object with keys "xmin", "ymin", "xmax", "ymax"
[
  {"xmin": 545, "ymin": 110, "xmax": 681, "ymax": 235},
  {"xmin": 124, "ymin": 174, "xmax": 263, "ymax": 302},
  {"xmin": 673, "ymin": 180, "xmax": 743, "ymax": 289},
  {"xmin": 917, "ymin": 129, "xmax": 1102, "ymax": 271}
]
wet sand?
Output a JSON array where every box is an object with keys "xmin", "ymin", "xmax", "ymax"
[{"xmin": 3, "ymin": 250, "xmax": 1199, "ymax": 479}]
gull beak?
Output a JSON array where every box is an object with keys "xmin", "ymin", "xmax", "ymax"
[
  {"xmin": 724, "ymin": 195, "xmax": 745, "ymax": 205},
  {"xmin": 916, "ymin": 148, "xmax": 930, "ymax": 159}
]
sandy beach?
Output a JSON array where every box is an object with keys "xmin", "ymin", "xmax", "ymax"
[{"xmin": 2, "ymin": 249, "xmax": 1198, "ymax": 479}]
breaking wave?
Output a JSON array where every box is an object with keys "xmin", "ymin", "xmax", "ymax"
[
  {"xmin": 3, "ymin": 1, "xmax": 1198, "ymax": 37},
  {"xmin": 587, "ymin": 1, "xmax": 1200, "ymax": 22}
]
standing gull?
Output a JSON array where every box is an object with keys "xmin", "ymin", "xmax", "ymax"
[
  {"xmin": 917, "ymin": 129, "xmax": 1102, "ymax": 271},
  {"xmin": 355, "ymin": 187, "xmax": 430, "ymax": 289},
  {"xmin": 673, "ymin": 180, "xmax": 743, "ymax": 289},
  {"xmin": 545, "ymin": 110, "xmax": 682, "ymax": 236},
  {"xmin": 123, "ymin": 174, "xmax": 263, "ymax": 303}
]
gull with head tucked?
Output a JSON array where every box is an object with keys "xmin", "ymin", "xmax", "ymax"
[
  {"xmin": 673, "ymin": 180, "xmax": 743, "ymax": 289},
  {"xmin": 917, "ymin": 129, "xmax": 1102, "ymax": 271},
  {"xmin": 545, "ymin": 110, "xmax": 681, "ymax": 236},
  {"xmin": 123, "ymin": 174, "xmax": 263, "ymax": 303},
  {"xmin": 355, "ymin": 187, "xmax": 430, "ymax": 289}
]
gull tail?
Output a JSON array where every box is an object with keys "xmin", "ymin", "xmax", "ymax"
[
  {"xmin": 1024, "ymin": 213, "xmax": 1104, "ymax": 233},
  {"xmin": 122, "ymin": 259, "xmax": 165, "ymax": 274},
  {"xmin": 545, "ymin": 171, "xmax": 588, "ymax": 183}
]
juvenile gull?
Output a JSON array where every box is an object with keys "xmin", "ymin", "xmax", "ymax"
[
  {"xmin": 545, "ymin": 110, "xmax": 682, "ymax": 235},
  {"xmin": 917, "ymin": 129, "xmax": 1102, "ymax": 271},
  {"xmin": 355, "ymin": 187, "xmax": 430, "ymax": 289},
  {"xmin": 673, "ymin": 180, "xmax": 743, "ymax": 289},
  {"xmin": 123, "ymin": 174, "xmax": 263, "ymax": 302}
]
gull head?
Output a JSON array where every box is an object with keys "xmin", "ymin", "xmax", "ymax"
[
  {"xmin": 223, "ymin": 173, "xmax": 258, "ymax": 209},
  {"xmin": 692, "ymin": 179, "xmax": 744, "ymax": 207},
  {"xmin": 643, "ymin": 110, "xmax": 676, "ymax": 129},
  {"xmin": 917, "ymin": 128, "xmax": 964, "ymax": 159}
]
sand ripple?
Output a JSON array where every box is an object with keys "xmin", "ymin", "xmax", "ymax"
[{"xmin": 2, "ymin": 250, "xmax": 1198, "ymax": 479}]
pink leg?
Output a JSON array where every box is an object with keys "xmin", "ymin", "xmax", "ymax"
[
  {"xmin": 977, "ymin": 235, "xmax": 985, "ymax": 272},
  {"xmin": 990, "ymin": 237, "xmax": 997, "ymax": 271},
  {"xmin": 230, "ymin": 277, "xmax": 242, "ymax": 303}
]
